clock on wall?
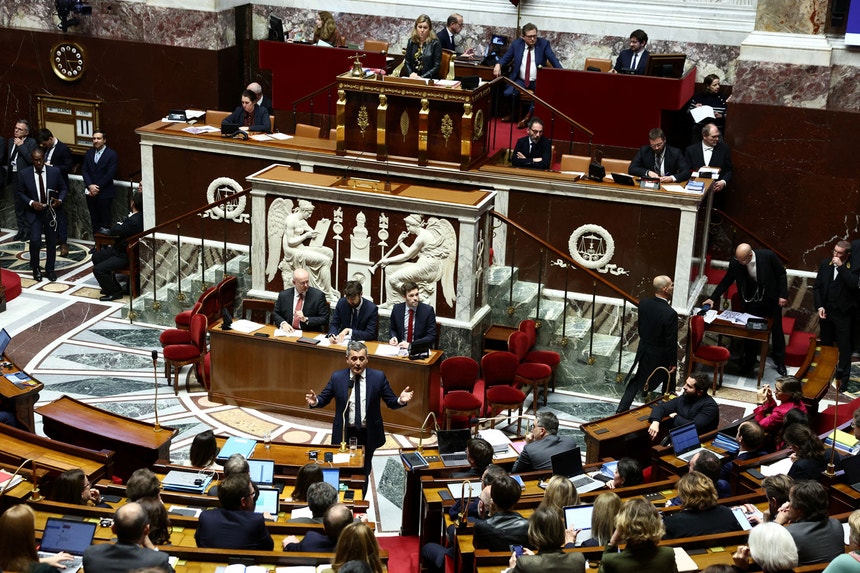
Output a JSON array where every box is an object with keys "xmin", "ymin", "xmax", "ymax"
[{"xmin": 50, "ymin": 41, "xmax": 86, "ymax": 81}]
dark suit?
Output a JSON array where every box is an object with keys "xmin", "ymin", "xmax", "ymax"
[
  {"xmin": 511, "ymin": 433, "xmax": 578, "ymax": 473},
  {"xmin": 719, "ymin": 449, "xmax": 766, "ymax": 482},
  {"xmin": 82, "ymin": 542, "xmax": 174, "ymax": 573},
  {"xmin": 82, "ymin": 145, "xmax": 118, "ymax": 233},
  {"xmin": 44, "ymin": 139, "xmax": 73, "ymax": 244},
  {"xmin": 511, "ymin": 135, "xmax": 552, "ymax": 169},
  {"xmin": 17, "ymin": 165, "xmax": 67, "ymax": 275},
  {"xmin": 7, "ymin": 135, "xmax": 38, "ymax": 236},
  {"xmin": 273, "ymin": 286, "xmax": 330, "ymax": 331},
  {"xmin": 195, "ymin": 507, "xmax": 274, "ymax": 550},
  {"xmin": 662, "ymin": 505, "xmax": 741, "ymax": 539},
  {"xmin": 473, "ymin": 511, "xmax": 529, "ymax": 552},
  {"xmin": 512, "ymin": 550, "xmax": 586, "ymax": 573},
  {"xmin": 283, "ymin": 530, "xmax": 335, "ymax": 552},
  {"xmin": 402, "ymin": 38, "xmax": 442, "ymax": 79},
  {"xmin": 312, "ymin": 366, "xmax": 405, "ymax": 477},
  {"xmin": 710, "ymin": 249, "xmax": 788, "ymax": 367},
  {"xmin": 389, "ymin": 301, "xmax": 437, "ymax": 347},
  {"xmin": 684, "ymin": 141, "xmax": 733, "ymax": 184},
  {"xmin": 814, "ymin": 256, "xmax": 858, "ymax": 382},
  {"xmin": 628, "ymin": 144, "xmax": 690, "ymax": 181},
  {"xmin": 437, "ymin": 28, "xmax": 456, "ymax": 52},
  {"xmin": 497, "ymin": 37, "xmax": 562, "ymax": 113},
  {"xmin": 328, "ymin": 296, "xmax": 378, "ymax": 341},
  {"xmin": 617, "ymin": 296, "xmax": 678, "ymax": 412},
  {"xmin": 649, "ymin": 393, "xmax": 720, "ymax": 434},
  {"xmin": 613, "ymin": 48, "xmax": 650, "ymax": 75},
  {"xmin": 92, "ymin": 210, "xmax": 143, "ymax": 296},
  {"xmin": 225, "ymin": 104, "xmax": 271, "ymax": 132}
]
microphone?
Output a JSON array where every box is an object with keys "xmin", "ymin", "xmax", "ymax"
[
  {"xmin": 341, "ymin": 378, "xmax": 355, "ymax": 452},
  {"xmin": 152, "ymin": 350, "xmax": 162, "ymax": 433},
  {"xmin": 339, "ymin": 149, "xmax": 365, "ymax": 187}
]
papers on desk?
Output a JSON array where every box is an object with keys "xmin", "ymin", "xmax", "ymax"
[
  {"xmin": 275, "ymin": 565, "xmax": 331, "ymax": 573},
  {"xmin": 270, "ymin": 132, "xmax": 293, "ymax": 140},
  {"xmin": 760, "ymin": 456, "xmax": 794, "ymax": 477},
  {"xmin": 718, "ymin": 310, "xmax": 763, "ymax": 326},
  {"xmin": 219, "ymin": 565, "xmax": 270, "ymax": 573},
  {"xmin": 290, "ymin": 506, "xmax": 312, "ymax": 520},
  {"xmin": 447, "ymin": 480, "xmax": 480, "ymax": 499},
  {"xmin": 0, "ymin": 469, "xmax": 24, "ymax": 492},
  {"xmin": 230, "ymin": 319, "xmax": 264, "ymax": 334},
  {"xmin": 250, "ymin": 133, "xmax": 273, "ymax": 141},
  {"xmin": 674, "ymin": 547, "xmax": 698, "ymax": 572},
  {"xmin": 561, "ymin": 171, "xmax": 585, "ymax": 180},
  {"xmin": 435, "ymin": 79, "xmax": 461, "ymax": 89},
  {"xmin": 375, "ymin": 344, "xmax": 404, "ymax": 357},
  {"xmin": 332, "ymin": 453, "xmax": 351, "ymax": 464},
  {"xmin": 478, "ymin": 428, "xmax": 512, "ymax": 453},
  {"xmin": 163, "ymin": 109, "xmax": 206, "ymax": 123},
  {"xmin": 690, "ymin": 105, "xmax": 716, "ymax": 124},
  {"xmin": 274, "ymin": 329, "xmax": 301, "ymax": 338},
  {"xmin": 701, "ymin": 309, "xmax": 719, "ymax": 324},
  {"xmin": 661, "ymin": 183, "xmax": 688, "ymax": 193},
  {"xmin": 181, "ymin": 125, "xmax": 220, "ymax": 134}
]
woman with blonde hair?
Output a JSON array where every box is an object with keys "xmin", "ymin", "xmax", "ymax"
[
  {"xmin": 313, "ymin": 11, "xmax": 345, "ymax": 47},
  {"xmin": 823, "ymin": 509, "xmax": 860, "ymax": 572},
  {"xmin": 401, "ymin": 14, "xmax": 441, "ymax": 79},
  {"xmin": 599, "ymin": 497, "xmax": 677, "ymax": 573},
  {"xmin": 0, "ymin": 505, "xmax": 73, "ymax": 572},
  {"xmin": 582, "ymin": 492, "xmax": 622, "ymax": 547},
  {"xmin": 662, "ymin": 471, "xmax": 741, "ymax": 539},
  {"xmin": 332, "ymin": 522, "xmax": 384, "ymax": 573},
  {"xmin": 538, "ymin": 474, "xmax": 579, "ymax": 517}
]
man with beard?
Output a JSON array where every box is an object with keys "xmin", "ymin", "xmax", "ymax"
[{"xmin": 647, "ymin": 373, "xmax": 719, "ymax": 440}]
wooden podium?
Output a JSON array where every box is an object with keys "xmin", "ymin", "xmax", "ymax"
[{"xmin": 335, "ymin": 73, "xmax": 492, "ymax": 169}]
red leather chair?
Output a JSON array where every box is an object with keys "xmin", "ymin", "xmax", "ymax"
[
  {"xmin": 163, "ymin": 314, "xmax": 208, "ymax": 395},
  {"xmin": 481, "ymin": 351, "xmax": 526, "ymax": 435},
  {"xmin": 440, "ymin": 357, "xmax": 483, "ymax": 430},
  {"xmin": 688, "ymin": 315, "xmax": 730, "ymax": 395},
  {"xmin": 518, "ymin": 319, "xmax": 561, "ymax": 392},
  {"xmin": 509, "ymin": 331, "xmax": 553, "ymax": 413}
]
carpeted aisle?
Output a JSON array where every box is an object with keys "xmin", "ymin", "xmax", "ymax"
[{"xmin": 377, "ymin": 535, "xmax": 419, "ymax": 573}]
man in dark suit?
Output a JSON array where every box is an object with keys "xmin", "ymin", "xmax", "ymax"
[
  {"xmin": 6, "ymin": 119, "xmax": 38, "ymax": 241},
  {"xmin": 813, "ymin": 240, "xmax": 858, "ymax": 388},
  {"xmin": 82, "ymin": 502, "xmax": 175, "ymax": 573},
  {"xmin": 82, "ymin": 130, "xmax": 119, "ymax": 237},
  {"xmin": 493, "ymin": 22, "xmax": 563, "ymax": 128},
  {"xmin": 648, "ymin": 373, "xmax": 720, "ymax": 438},
  {"xmin": 389, "ymin": 280, "xmax": 437, "ymax": 349},
  {"xmin": 436, "ymin": 13, "xmax": 473, "ymax": 56},
  {"xmin": 283, "ymin": 502, "xmax": 353, "ymax": 552},
  {"xmin": 510, "ymin": 117, "xmax": 552, "ymax": 169},
  {"xmin": 38, "ymin": 128, "xmax": 73, "ymax": 257},
  {"xmin": 685, "ymin": 124, "xmax": 733, "ymax": 189},
  {"xmin": 225, "ymin": 89, "xmax": 271, "ymax": 133},
  {"xmin": 704, "ymin": 243, "xmax": 789, "ymax": 375},
  {"xmin": 17, "ymin": 149, "xmax": 67, "ymax": 282},
  {"xmin": 273, "ymin": 267, "xmax": 330, "ymax": 332},
  {"xmin": 629, "ymin": 127, "xmax": 690, "ymax": 183},
  {"xmin": 719, "ymin": 420, "xmax": 766, "ymax": 482},
  {"xmin": 511, "ymin": 411, "xmax": 577, "ymax": 472},
  {"xmin": 196, "ymin": 473, "xmax": 274, "ymax": 550},
  {"xmin": 92, "ymin": 190, "xmax": 143, "ymax": 300},
  {"xmin": 328, "ymin": 280, "xmax": 379, "ymax": 342},
  {"xmin": 612, "ymin": 29, "xmax": 650, "ymax": 75},
  {"xmin": 305, "ymin": 340, "xmax": 413, "ymax": 480},
  {"xmin": 617, "ymin": 275, "xmax": 678, "ymax": 412}
]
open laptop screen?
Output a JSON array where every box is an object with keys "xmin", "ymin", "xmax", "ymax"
[
  {"xmin": 248, "ymin": 459, "xmax": 275, "ymax": 485},
  {"xmin": 437, "ymin": 429, "xmax": 470, "ymax": 455},
  {"xmin": 254, "ymin": 487, "xmax": 280, "ymax": 516},
  {"xmin": 0, "ymin": 328, "xmax": 11, "ymax": 356},
  {"xmin": 40, "ymin": 518, "xmax": 97, "ymax": 555},
  {"xmin": 670, "ymin": 423, "xmax": 701, "ymax": 456},
  {"xmin": 550, "ymin": 447, "xmax": 584, "ymax": 477},
  {"xmin": 322, "ymin": 468, "xmax": 340, "ymax": 490},
  {"xmin": 563, "ymin": 505, "xmax": 594, "ymax": 545}
]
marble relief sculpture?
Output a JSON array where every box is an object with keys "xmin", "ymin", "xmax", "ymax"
[
  {"xmin": 376, "ymin": 214, "xmax": 456, "ymax": 308},
  {"xmin": 266, "ymin": 198, "xmax": 339, "ymax": 302}
]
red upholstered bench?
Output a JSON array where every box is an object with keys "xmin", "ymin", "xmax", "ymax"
[
  {"xmin": 785, "ymin": 330, "xmax": 816, "ymax": 368},
  {"xmin": 0, "ymin": 269, "xmax": 22, "ymax": 309}
]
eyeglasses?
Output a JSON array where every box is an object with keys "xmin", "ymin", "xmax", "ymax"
[
  {"xmin": 524, "ymin": 34, "xmax": 537, "ymax": 39},
  {"xmin": 529, "ymin": 128, "xmax": 543, "ymax": 135}
]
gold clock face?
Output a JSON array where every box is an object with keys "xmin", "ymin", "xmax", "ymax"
[{"xmin": 50, "ymin": 42, "xmax": 86, "ymax": 82}]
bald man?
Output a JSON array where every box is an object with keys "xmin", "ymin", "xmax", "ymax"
[
  {"xmin": 704, "ymin": 243, "xmax": 788, "ymax": 375},
  {"xmin": 246, "ymin": 82, "xmax": 271, "ymax": 112},
  {"xmin": 273, "ymin": 268, "xmax": 330, "ymax": 333},
  {"xmin": 617, "ymin": 275, "xmax": 678, "ymax": 412}
]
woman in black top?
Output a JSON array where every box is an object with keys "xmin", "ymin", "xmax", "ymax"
[
  {"xmin": 688, "ymin": 73, "xmax": 729, "ymax": 132},
  {"xmin": 402, "ymin": 14, "xmax": 441, "ymax": 79}
]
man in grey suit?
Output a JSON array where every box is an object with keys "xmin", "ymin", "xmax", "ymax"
[
  {"xmin": 82, "ymin": 502, "xmax": 174, "ymax": 573},
  {"xmin": 273, "ymin": 267, "xmax": 330, "ymax": 333},
  {"xmin": 511, "ymin": 412, "xmax": 576, "ymax": 473}
]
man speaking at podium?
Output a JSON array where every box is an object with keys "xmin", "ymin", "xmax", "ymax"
[{"xmin": 305, "ymin": 341, "xmax": 414, "ymax": 481}]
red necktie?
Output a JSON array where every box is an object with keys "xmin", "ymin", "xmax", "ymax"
[
  {"xmin": 292, "ymin": 293, "xmax": 304, "ymax": 329},
  {"xmin": 407, "ymin": 309, "xmax": 414, "ymax": 343},
  {"xmin": 524, "ymin": 47, "xmax": 532, "ymax": 88}
]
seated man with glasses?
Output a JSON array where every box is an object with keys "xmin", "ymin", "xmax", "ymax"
[
  {"xmin": 510, "ymin": 117, "xmax": 552, "ymax": 170},
  {"xmin": 196, "ymin": 473, "xmax": 274, "ymax": 550},
  {"xmin": 511, "ymin": 411, "xmax": 577, "ymax": 473}
]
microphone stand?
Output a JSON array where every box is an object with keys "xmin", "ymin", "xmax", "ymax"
[
  {"xmin": 417, "ymin": 411, "xmax": 439, "ymax": 454},
  {"xmin": 341, "ymin": 379, "xmax": 355, "ymax": 453},
  {"xmin": 152, "ymin": 350, "xmax": 162, "ymax": 433},
  {"xmin": 0, "ymin": 458, "xmax": 31, "ymax": 497},
  {"xmin": 826, "ymin": 387, "xmax": 839, "ymax": 477}
]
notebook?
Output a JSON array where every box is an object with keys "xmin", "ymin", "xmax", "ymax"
[
  {"xmin": 438, "ymin": 429, "xmax": 471, "ymax": 467},
  {"xmin": 37, "ymin": 517, "xmax": 97, "ymax": 573},
  {"xmin": 254, "ymin": 487, "xmax": 280, "ymax": 517},
  {"xmin": 0, "ymin": 328, "xmax": 11, "ymax": 356},
  {"xmin": 550, "ymin": 447, "xmax": 604, "ymax": 494},
  {"xmin": 563, "ymin": 505, "xmax": 594, "ymax": 545},
  {"xmin": 162, "ymin": 470, "xmax": 213, "ymax": 493},
  {"xmin": 216, "ymin": 436, "xmax": 256, "ymax": 462},
  {"xmin": 669, "ymin": 423, "xmax": 711, "ymax": 462}
]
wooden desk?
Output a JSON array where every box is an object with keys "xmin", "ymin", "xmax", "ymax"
[
  {"xmin": 0, "ymin": 421, "xmax": 112, "ymax": 481},
  {"xmin": 208, "ymin": 325, "xmax": 442, "ymax": 435},
  {"xmin": 798, "ymin": 345, "xmax": 839, "ymax": 414},
  {"xmin": 0, "ymin": 355, "xmax": 44, "ymax": 432},
  {"xmin": 580, "ymin": 397, "xmax": 670, "ymax": 466},
  {"xmin": 702, "ymin": 316, "xmax": 772, "ymax": 387},
  {"xmin": 482, "ymin": 324, "xmax": 516, "ymax": 354},
  {"xmin": 37, "ymin": 395, "xmax": 176, "ymax": 482},
  {"xmin": 651, "ymin": 438, "xmax": 733, "ymax": 481}
]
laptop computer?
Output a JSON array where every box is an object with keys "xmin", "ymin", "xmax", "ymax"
[
  {"xmin": 221, "ymin": 120, "xmax": 243, "ymax": 136},
  {"xmin": 669, "ymin": 423, "xmax": 711, "ymax": 462},
  {"xmin": 563, "ymin": 505, "xmax": 594, "ymax": 545},
  {"xmin": 610, "ymin": 172, "xmax": 636, "ymax": 186},
  {"xmin": 842, "ymin": 454, "xmax": 860, "ymax": 493},
  {"xmin": 254, "ymin": 486, "xmax": 280, "ymax": 517},
  {"xmin": 37, "ymin": 517, "xmax": 97, "ymax": 573},
  {"xmin": 0, "ymin": 328, "xmax": 11, "ymax": 357},
  {"xmin": 438, "ymin": 428, "xmax": 471, "ymax": 467},
  {"xmin": 167, "ymin": 109, "xmax": 188, "ymax": 122},
  {"xmin": 162, "ymin": 469, "xmax": 213, "ymax": 493},
  {"xmin": 550, "ymin": 447, "xmax": 604, "ymax": 494},
  {"xmin": 247, "ymin": 458, "xmax": 283, "ymax": 493}
]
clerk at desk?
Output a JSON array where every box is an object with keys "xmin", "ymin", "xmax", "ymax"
[
  {"xmin": 225, "ymin": 89, "xmax": 271, "ymax": 133},
  {"xmin": 273, "ymin": 268, "xmax": 330, "ymax": 333}
]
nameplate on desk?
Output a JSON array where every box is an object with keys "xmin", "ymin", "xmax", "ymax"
[
  {"xmin": 593, "ymin": 427, "xmax": 610, "ymax": 435},
  {"xmin": 639, "ymin": 179, "xmax": 660, "ymax": 190}
]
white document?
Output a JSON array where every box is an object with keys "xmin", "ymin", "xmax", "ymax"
[
  {"xmin": 181, "ymin": 125, "xmax": 220, "ymax": 134},
  {"xmin": 290, "ymin": 506, "xmax": 312, "ymax": 519},
  {"xmin": 230, "ymin": 319, "xmax": 263, "ymax": 334},
  {"xmin": 270, "ymin": 133, "xmax": 294, "ymax": 140},
  {"xmin": 332, "ymin": 453, "xmax": 351, "ymax": 464},
  {"xmin": 661, "ymin": 183, "xmax": 687, "ymax": 193},
  {"xmin": 251, "ymin": 133, "xmax": 273, "ymax": 141},
  {"xmin": 761, "ymin": 456, "xmax": 794, "ymax": 476},
  {"xmin": 274, "ymin": 329, "xmax": 302, "ymax": 338},
  {"xmin": 375, "ymin": 345, "xmax": 402, "ymax": 357},
  {"xmin": 674, "ymin": 547, "xmax": 699, "ymax": 572},
  {"xmin": 447, "ymin": 480, "xmax": 479, "ymax": 499},
  {"xmin": 703, "ymin": 309, "xmax": 719, "ymax": 324},
  {"xmin": 561, "ymin": 171, "xmax": 585, "ymax": 180},
  {"xmin": 690, "ymin": 105, "xmax": 716, "ymax": 123},
  {"xmin": 718, "ymin": 310, "xmax": 762, "ymax": 326}
]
